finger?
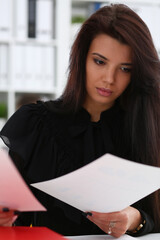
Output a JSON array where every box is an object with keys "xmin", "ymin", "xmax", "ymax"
[
  {"xmin": 86, "ymin": 215, "xmax": 110, "ymax": 233},
  {"xmin": 89, "ymin": 211, "xmax": 128, "ymax": 227},
  {"xmin": 87, "ymin": 213, "xmax": 127, "ymax": 237},
  {"xmin": 2, "ymin": 222, "xmax": 12, "ymax": 227},
  {"xmin": 0, "ymin": 212, "xmax": 14, "ymax": 219},
  {"xmin": 0, "ymin": 210, "xmax": 15, "ymax": 219},
  {"xmin": 1, "ymin": 207, "xmax": 10, "ymax": 212},
  {"xmin": 0, "ymin": 207, "xmax": 18, "ymax": 217},
  {"xmin": 1, "ymin": 218, "xmax": 14, "ymax": 227},
  {"xmin": 87, "ymin": 212, "xmax": 116, "ymax": 227},
  {"xmin": 89, "ymin": 211, "xmax": 123, "ymax": 221},
  {"xmin": 0, "ymin": 208, "xmax": 17, "ymax": 226},
  {"xmin": 0, "ymin": 216, "xmax": 14, "ymax": 226},
  {"xmin": 93, "ymin": 220, "xmax": 126, "ymax": 238}
]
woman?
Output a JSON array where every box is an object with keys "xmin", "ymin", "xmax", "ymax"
[{"xmin": 0, "ymin": 3, "xmax": 160, "ymax": 238}]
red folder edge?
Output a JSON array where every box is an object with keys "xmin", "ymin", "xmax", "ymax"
[{"xmin": 0, "ymin": 226, "xmax": 68, "ymax": 240}]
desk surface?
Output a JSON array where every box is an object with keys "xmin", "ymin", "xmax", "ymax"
[{"xmin": 67, "ymin": 233, "xmax": 160, "ymax": 240}]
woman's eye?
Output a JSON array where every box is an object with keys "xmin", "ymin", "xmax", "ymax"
[
  {"xmin": 94, "ymin": 58, "xmax": 105, "ymax": 65},
  {"xmin": 121, "ymin": 67, "xmax": 132, "ymax": 73}
]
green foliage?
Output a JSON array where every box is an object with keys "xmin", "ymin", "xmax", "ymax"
[
  {"xmin": 72, "ymin": 16, "xmax": 86, "ymax": 24},
  {"xmin": 0, "ymin": 103, "xmax": 7, "ymax": 118}
]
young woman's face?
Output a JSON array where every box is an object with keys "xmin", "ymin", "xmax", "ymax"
[{"xmin": 84, "ymin": 34, "xmax": 132, "ymax": 111}]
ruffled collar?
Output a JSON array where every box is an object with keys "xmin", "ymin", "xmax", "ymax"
[
  {"xmin": 38, "ymin": 101, "xmax": 123, "ymax": 140},
  {"xmin": 71, "ymin": 103, "xmax": 122, "ymax": 127}
]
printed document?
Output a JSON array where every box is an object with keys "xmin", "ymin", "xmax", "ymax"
[{"xmin": 32, "ymin": 154, "xmax": 160, "ymax": 213}]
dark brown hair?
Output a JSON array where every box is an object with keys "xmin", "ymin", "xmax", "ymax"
[{"xmin": 61, "ymin": 4, "xmax": 160, "ymax": 230}]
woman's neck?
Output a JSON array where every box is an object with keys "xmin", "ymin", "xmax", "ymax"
[
  {"xmin": 90, "ymin": 112, "xmax": 101, "ymax": 122},
  {"xmin": 83, "ymin": 102, "xmax": 114, "ymax": 122}
]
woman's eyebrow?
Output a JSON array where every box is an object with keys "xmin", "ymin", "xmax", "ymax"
[
  {"xmin": 92, "ymin": 52, "xmax": 133, "ymax": 66},
  {"xmin": 92, "ymin": 52, "xmax": 108, "ymax": 60},
  {"xmin": 121, "ymin": 63, "xmax": 133, "ymax": 66}
]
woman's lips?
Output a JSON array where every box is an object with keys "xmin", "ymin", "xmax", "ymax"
[{"xmin": 96, "ymin": 87, "xmax": 113, "ymax": 97}]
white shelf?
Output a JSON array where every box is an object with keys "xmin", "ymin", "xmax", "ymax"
[
  {"xmin": 72, "ymin": 0, "xmax": 160, "ymax": 5},
  {"xmin": 0, "ymin": 0, "xmax": 72, "ymax": 118},
  {"xmin": 0, "ymin": 38, "xmax": 58, "ymax": 46},
  {"xmin": 71, "ymin": 1, "xmax": 160, "ymax": 51}
]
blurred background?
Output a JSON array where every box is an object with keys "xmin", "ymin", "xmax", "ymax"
[{"xmin": 0, "ymin": 0, "xmax": 160, "ymax": 129}]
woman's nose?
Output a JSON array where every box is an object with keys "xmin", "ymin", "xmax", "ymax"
[{"xmin": 102, "ymin": 68, "xmax": 115, "ymax": 85}]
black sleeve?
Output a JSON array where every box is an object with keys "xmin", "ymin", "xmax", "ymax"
[
  {"xmin": 127, "ymin": 208, "xmax": 154, "ymax": 237},
  {"xmin": 0, "ymin": 102, "xmax": 59, "ymax": 183}
]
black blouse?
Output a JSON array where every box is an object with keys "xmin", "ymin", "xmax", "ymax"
[{"xmin": 0, "ymin": 101, "xmax": 154, "ymax": 236}]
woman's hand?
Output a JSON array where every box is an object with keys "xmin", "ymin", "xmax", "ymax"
[
  {"xmin": 86, "ymin": 206, "xmax": 142, "ymax": 238},
  {"xmin": 0, "ymin": 207, "xmax": 17, "ymax": 226}
]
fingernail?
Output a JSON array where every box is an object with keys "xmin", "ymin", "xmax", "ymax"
[
  {"xmin": 86, "ymin": 212, "xmax": 92, "ymax": 216},
  {"xmin": 82, "ymin": 212, "xmax": 92, "ymax": 217},
  {"xmin": 14, "ymin": 211, "xmax": 21, "ymax": 215},
  {"xmin": 2, "ymin": 207, "xmax": 10, "ymax": 212}
]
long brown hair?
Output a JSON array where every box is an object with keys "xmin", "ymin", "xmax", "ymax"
[{"xmin": 61, "ymin": 4, "xmax": 160, "ymax": 230}]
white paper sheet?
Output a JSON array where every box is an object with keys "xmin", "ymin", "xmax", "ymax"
[
  {"xmin": 66, "ymin": 234, "xmax": 135, "ymax": 240},
  {"xmin": 31, "ymin": 153, "xmax": 160, "ymax": 213},
  {"xmin": 66, "ymin": 233, "xmax": 160, "ymax": 240},
  {"xmin": 0, "ymin": 149, "xmax": 46, "ymax": 211}
]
